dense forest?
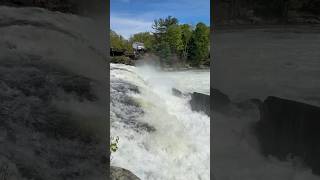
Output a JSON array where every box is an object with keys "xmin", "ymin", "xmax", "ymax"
[{"xmin": 110, "ymin": 16, "xmax": 210, "ymax": 67}]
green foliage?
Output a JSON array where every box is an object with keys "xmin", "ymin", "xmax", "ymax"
[
  {"xmin": 166, "ymin": 24, "xmax": 183, "ymax": 52},
  {"xmin": 110, "ymin": 16, "xmax": 210, "ymax": 67},
  {"xmin": 156, "ymin": 41, "xmax": 172, "ymax": 64},
  {"xmin": 110, "ymin": 56, "xmax": 133, "ymax": 65},
  {"xmin": 152, "ymin": 16, "xmax": 179, "ymax": 35},
  {"xmin": 188, "ymin": 23, "xmax": 210, "ymax": 66},
  {"xmin": 150, "ymin": 16, "xmax": 209, "ymax": 66},
  {"xmin": 180, "ymin": 24, "xmax": 193, "ymax": 59},
  {"xmin": 110, "ymin": 30, "xmax": 133, "ymax": 52},
  {"xmin": 110, "ymin": 136, "xmax": 119, "ymax": 153}
]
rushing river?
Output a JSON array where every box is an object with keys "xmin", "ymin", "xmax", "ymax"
[
  {"xmin": 213, "ymin": 26, "xmax": 320, "ymax": 180},
  {"xmin": 110, "ymin": 63, "xmax": 210, "ymax": 180}
]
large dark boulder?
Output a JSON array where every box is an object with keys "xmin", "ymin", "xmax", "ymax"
[
  {"xmin": 211, "ymin": 88, "xmax": 231, "ymax": 112},
  {"xmin": 189, "ymin": 92, "xmax": 210, "ymax": 116},
  {"xmin": 256, "ymin": 96, "xmax": 320, "ymax": 175},
  {"xmin": 189, "ymin": 89, "xmax": 231, "ymax": 116}
]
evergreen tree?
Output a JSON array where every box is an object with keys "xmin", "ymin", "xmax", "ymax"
[
  {"xmin": 166, "ymin": 24, "xmax": 183, "ymax": 53},
  {"xmin": 188, "ymin": 23, "xmax": 209, "ymax": 66},
  {"xmin": 156, "ymin": 41, "xmax": 172, "ymax": 65}
]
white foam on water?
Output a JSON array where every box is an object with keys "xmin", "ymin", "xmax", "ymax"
[{"xmin": 111, "ymin": 63, "xmax": 210, "ymax": 180}]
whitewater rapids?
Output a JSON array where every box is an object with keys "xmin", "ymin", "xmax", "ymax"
[{"xmin": 110, "ymin": 63, "xmax": 210, "ymax": 180}]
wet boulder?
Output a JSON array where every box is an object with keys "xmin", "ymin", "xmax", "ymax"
[
  {"xmin": 189, "ymin": 89, "xmax": 231, "ymax": 116},
  {"xmin": 172, "ymin": 88, "xmax": 183, "ymax": 97},
  {"xmin": 189, "ymin": 92, "xmax": 210, "ymax": 116},
  {"xmin": 235, "ymin": 98, "xmax": 262, "ymax": 111},
  {"xmin": 211, "ymin": 88, "xmax": 231, "ymax": 112},
  {"xmin": 256, "ymin": 96, "xmax": 320, "ymax": 175}
]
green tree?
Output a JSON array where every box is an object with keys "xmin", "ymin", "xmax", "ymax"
[
  {"xmin": 110, "ymin": 30, "xmax": 133, "ymax": 52},
  {"xmin": 151, "ymin": 16, "xmax": 180, "ymax": 65},
  {"xmin": 152, "ymin": 16, "xmax": 179, "ymax": 41},
  {"xmin": 166, "ymin": 24, "xmax": 183, "ymax": 53},
  {"xmin": 155, "ymin": 41, "xmax": 172, "ymax": 66},
  {"xmin": 180, "ymin": 24, "xmax": 193, "ymax": 59},
  {"xmin": 152, "ymin": 16, "xmax": 179, "ymax": 33},
  {"xmin": 188, "ymin": 23, "xmax": 210, "ymax": 66}
]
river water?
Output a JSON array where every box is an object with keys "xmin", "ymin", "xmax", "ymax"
[
  {"xmin": 213, "ymin": 26, "xmax": 320, "ymax": 180},
  {"xmin": 110, "ymin": 63, "xmax": 210, "ymax": 180}
]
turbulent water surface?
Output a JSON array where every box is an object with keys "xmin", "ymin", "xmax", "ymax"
[
  {"xmin": 0, "ymin": 6, "xmax": 107, "ymax": 179},
  {"xmin": 213, "ymin": 27, "xmax": 320, "ymax": 180},
  {"xmin": 110, "ymin": 63, "xmax": 210, "ymax": 180}
]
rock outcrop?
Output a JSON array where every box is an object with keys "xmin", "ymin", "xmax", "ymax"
[
  {"xmin": 189, "ymin": 92, "xmax": 210, "ymax": 116},
  {"xmin": 211, "ymin": 88, "xmax": 231, "ymax": 112},
  {"xmin": 256, "ymin": 96, "xmax": 320, "ymax": 175},
  {"xmin": 110, "ymin": 166, "xmax": 140, "ymax": 180},
  {"xmin": 172, "ymin": 88, "xmax": 183, "ymax": 97},
  {"xmin": 188, "ymin": 88, "xmax": 232, "ymax": 116}
]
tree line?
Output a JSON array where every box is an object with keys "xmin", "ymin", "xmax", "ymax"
[{"xmin": 110, "ymin": 16, "xmax": 210, "ymax": 67}]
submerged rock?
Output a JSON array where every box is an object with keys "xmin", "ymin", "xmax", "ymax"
[
  {"xmin": 172, "ymin": 88, "xmax": 183, "ymax": 97},
  {"xmin": 110, "ymin": 166, "xmax": 140, "ymax": 180},
  {"xmin": 111, "ymin": 78, "xmax": 156, "ymax": 133},
  {"xmin": 256, "ymin": 96, "xmax": 320, "ymax": 175}
]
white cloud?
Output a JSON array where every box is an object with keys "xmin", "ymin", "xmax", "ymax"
[{"xmin": 110, "ymin": 15, "xmax": 153, "ymax": 39}]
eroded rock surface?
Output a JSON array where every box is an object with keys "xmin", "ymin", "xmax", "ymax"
[{"xmin": 110, "ymin": 166, "xmax": 140, "ymax": 180}]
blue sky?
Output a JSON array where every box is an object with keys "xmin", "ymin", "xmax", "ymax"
[{"xmin": 111, "ymin": 0, "xmax": 210, "ymax": 39}]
